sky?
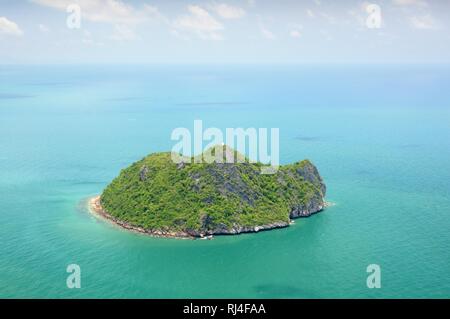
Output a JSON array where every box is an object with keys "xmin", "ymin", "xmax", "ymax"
[{"xmin": 0, "ymin": 0, "xmax": 449, "ymax": 64}]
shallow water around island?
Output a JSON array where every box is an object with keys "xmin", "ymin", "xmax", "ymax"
[{"xmin": 1, "ymin": 64, "xmax": 450, "ymax": 298}]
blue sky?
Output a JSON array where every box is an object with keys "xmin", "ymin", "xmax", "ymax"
[{"xmin": 0, "ymin": 0, "xmax": 449, "ymax": 64}]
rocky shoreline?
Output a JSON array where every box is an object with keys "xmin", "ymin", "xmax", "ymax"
[{"xmin": 88, "ymin": 196, "xmax": 326, "ymax": 239}]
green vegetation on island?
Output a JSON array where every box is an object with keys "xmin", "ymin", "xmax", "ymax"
[{"xmin": 97, "ymin": 145, "xmax": 326, "ymax": 238}]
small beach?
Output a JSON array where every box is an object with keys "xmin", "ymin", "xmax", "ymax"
[{"xmin": 88, "ymin": 196, "xmax": 195, "ymax": 239}]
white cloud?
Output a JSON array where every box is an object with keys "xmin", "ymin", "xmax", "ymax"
[
  {"xmin": 319, "ymin": 12, "xmax": 336, "ymax": 24},
  {"xmin": 320, "ymin": 29, "xmax": 332, "ymax": 41},
  {"xmin": 109, "ymin": 24, "xmax": 139, "ymax": 41},
  {"xmin": 306, "ymin": 9, "xmax": 315, "ymax": 18},
  {"xmin": 32, "ymin": 0, "xmax": 163, "ymax": 25},
  {"xmin": 392, "ymin": 0, "xmax": 428, "ymax": 6},
  {"xmin": 261, "ymin": 27, "xmax": 275, "ymax": 39},
  {"xmin": 38, "ymin": 24, "xmax": 49, "ymax": 32},
  {"xmin": 82, "ymin": 38, "xmax": 104, "ymax": 46},
  {"xmin": 142, "ymin": 4, "xmax": 169, "ymax": 25},
  {"xmin": 81, "ymin": 29, "xmax": 104, "ymax": 46},
  {"xmin": 170, "ymin": 29, "xmax": 190, "ymax": 41},
  {"xmin": 289, "ymin": 23, "xmax": 303, "ymax": 39},
  {"xmin": 210, "ymin": 3, "xmax": 245, "ymax": 19},
  {"xmin": 0, "ymin": 17, "xmax": 23, "ymax": 36},
  {"xmin": 32, "ymin": 0, "xmax": 167, "ymax": 43},
  {"xmin": 257, "ymin": 17, "xmax": 275, "ymax": 40},
  {"xmin": 409, "ymin": 14, "xmax": 437, "ymax": 29},
  {"xmin": 348, "ymin": 2, "xmax": 369, "ymax": 27},
  {"xmin": 174, "ymin": 5, "xmax": 224, "ymax": 40},
  {"xmin": 348, "ymin": 9, "xmax": 365, "ymax": 27},
  {"xmin": 290, "ymin": 30, "xmax": 301, "ymax": 38}
]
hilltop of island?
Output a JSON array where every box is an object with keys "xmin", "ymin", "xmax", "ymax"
[{"xmin": 90, "ymin": 145, "xmax": 326, "ymax": 238}]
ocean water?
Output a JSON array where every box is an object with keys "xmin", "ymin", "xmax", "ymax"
[{"xmin": 1, "ymin": 64, "xmax": 449, "ymax": 298}]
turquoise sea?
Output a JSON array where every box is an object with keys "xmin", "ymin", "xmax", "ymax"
[{"xmin": 1, "ymin": 64, "xmax": 449, "ymax": 298}]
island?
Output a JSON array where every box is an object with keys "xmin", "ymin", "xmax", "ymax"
[{"xmin": 89, "ymin": 145, "xmax": 326, "ymax": 238}]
